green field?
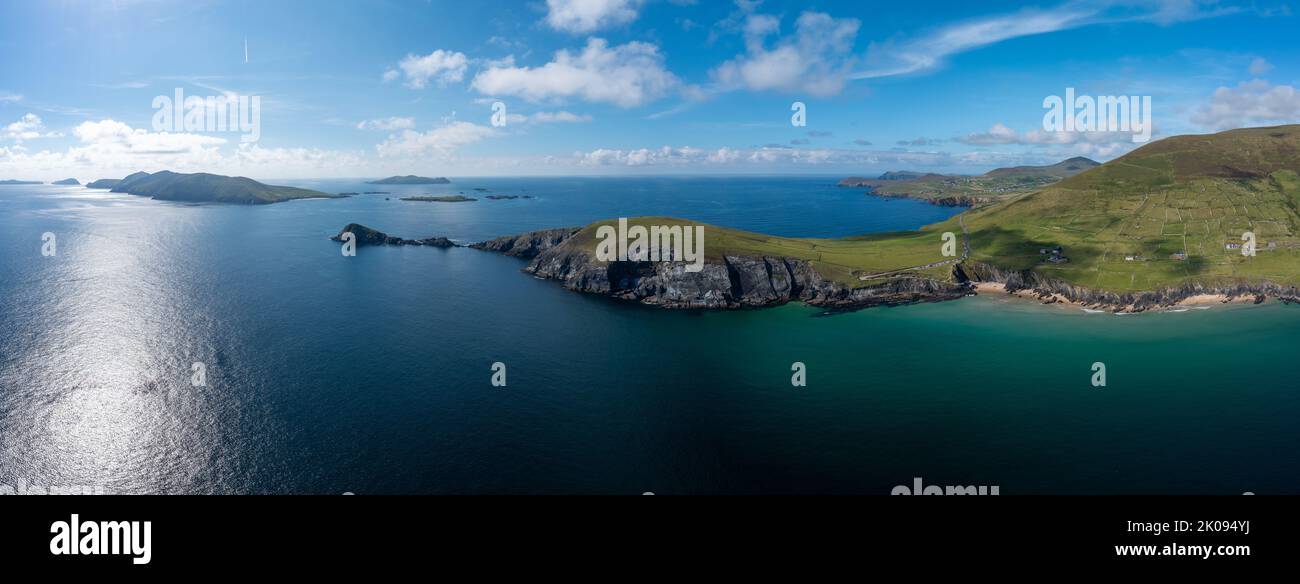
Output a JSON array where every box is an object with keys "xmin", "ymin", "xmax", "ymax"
[
  {"xmin": 962, "ymin": 126, "xmax": 1300, "ymax": 291},
  {"xmin": 566, "ymin": 217, "xmax": 956, "ymax": 287},
  {"xmin": 590, "ymin": 126, "xmax": 1300, "ymax": 295}
]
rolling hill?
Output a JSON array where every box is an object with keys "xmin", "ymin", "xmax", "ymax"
[
  {"xmin": 469, "ymin": 126, "xmax": 1300, "ymax": 310},
  {"xmin": 108, "ymin": 171, "xmax": 338, "ymax": 204},
  {"xmin": 956, "ymin": 125, "xmax": 1300, "ymax": 293}
]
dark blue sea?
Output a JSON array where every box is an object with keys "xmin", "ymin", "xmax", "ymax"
[{"xmin": 2, "ymin": 177, "xmax": 1298, "ymax": 494}]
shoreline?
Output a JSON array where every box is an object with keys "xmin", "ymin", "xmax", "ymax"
[
  {"xmin": 971, "ymin": 282, "xmax": 1262, "ymax": 313},
  {"xmin": 336, "ymin": 222, "xmax": 1297, "ymax": 315}
]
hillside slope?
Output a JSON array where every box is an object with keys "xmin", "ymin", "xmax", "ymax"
[{"xmin": 960, "ymin": 125, "xmax": 1300, "ymax": 292}]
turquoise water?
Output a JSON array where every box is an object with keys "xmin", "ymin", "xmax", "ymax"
[{"xmin": 1, "ymin": 178, "xmax": 1297, "ymax": 494}]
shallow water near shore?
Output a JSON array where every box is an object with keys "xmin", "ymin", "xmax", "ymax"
[{"xmin": 1, "ymin": 178, "xmax": 1297, "ymax": 494}]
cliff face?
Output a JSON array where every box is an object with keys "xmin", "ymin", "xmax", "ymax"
[
  {"xmin": 469, "ymin": 227, "xmax": 581, "ymax": 258},
  {"xmin": 475, "ymin": 228, "xmax": 968, "ymax": 309},
  {"xmin": 960, "ymin": 261, "xmax": 1300, "ymax": 310}
]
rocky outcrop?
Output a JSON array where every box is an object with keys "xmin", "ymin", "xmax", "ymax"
[
  {"xmin": 960, "ymin": 261, "xmax": 1300, "ymax": 311},
  {"xmin": 331, "ymin": 223, "xmax": 457, "ymax": 247},
  {"xmin": 930, "ymin": 195, "xmax": 991, "ymax": 207},
  {"xmin": 473, "ymin": 228, "xmax": 969, "ymax": 310},
  {"xmin": 469, "ymin": 227, "xmax": 581, "ymax": 258}
]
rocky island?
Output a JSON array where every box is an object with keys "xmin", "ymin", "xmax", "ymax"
[
  {"xmin": 102, "ymin": 171, "xmax": 338, "ymax": 204},
  {"xmin": 401, "ymin": 195, "xmax": 475, "ymax": 203},
  {"xmin": 366, "ymin": 175, "xmax": 451, "ymax": 185},
  {"xmin": 52, "ymin": 178, "xmax": 80, "ymax": 185},
  {"xmin": 331, "ymin": 224, "xmax": 456, "ymax": 247}
]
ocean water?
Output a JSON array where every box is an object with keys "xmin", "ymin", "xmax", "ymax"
[{"xmin": 1, "ymin": 177, "xmax": 1297, "ymax": 494}]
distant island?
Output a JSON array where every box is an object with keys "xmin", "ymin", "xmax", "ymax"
[
  {"xmin": 0, "ymin": 179, "xmax": 42, "ymax": 185},
  {"xmin": 85, "ymin": 179, "xmax": 121, "ymax": 189},
  {"xmin": 366, "ymin": 175, "xmax": 450, "ymax": 185},
  {"xmin": 401, "ymin": 195, "xmax": 475, "ymax": 203},
  {"xmin": 839, "ymin": 157, "xmax": 1100, "ymax": 206},
  {"xmin": 330, "ymin": 223, "xmax": 456, "ymax": 247},
  {"xmin": 485, "ymin": 195, "xmax": 533, "ymax": 200},
  {"xmin": 103, "ymin": 171, "xmax": 339, "ymax": 204},
  {"xmin": 52, "ymin": 178, "xmax": 80, "ymax": 185}
]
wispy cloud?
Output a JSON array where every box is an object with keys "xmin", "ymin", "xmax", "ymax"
[
  {"xmin": 91, "ymin": 81, "xmax": 150, "ymax": 89},
  {"xmin": 356, "ymin": 116, "xmax": 416, "ymax": 131},
  {"xmin": 852, "ymin": 0, "xmax": 1238, "ymax": 80}
]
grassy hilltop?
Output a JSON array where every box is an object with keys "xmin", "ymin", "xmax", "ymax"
[
  {"xmin": 574, "ymin": 125, "xmax": 1300, "ymax": 295},
  {"xmin": 959, "ymin": 125, "xmax": 1300, "ymax": 291},
  {"xmin": 560, "ymin": 217, "xmax": 956, "ymax": 287}
]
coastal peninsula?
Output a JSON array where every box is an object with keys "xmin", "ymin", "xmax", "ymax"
[{"xmin": 332, "ymin": 126, "xmax": 1300, "ymax": 313}]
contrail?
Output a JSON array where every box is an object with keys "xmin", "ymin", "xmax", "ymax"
[{"xmin": 244, "ymin": 37, "xmax": 249, "ymax": 63}]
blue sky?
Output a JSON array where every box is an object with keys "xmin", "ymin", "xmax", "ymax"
[{"xmin": 1, "ymin": 0, "xmax": 1298, "ymax": 179}]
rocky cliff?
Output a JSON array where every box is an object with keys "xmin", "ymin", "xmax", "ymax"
[
  {"xmin": 469, "ymin": 227, "xmax": 581, "ymax": 258},
  {"xmin": 474, "ymin": 228, "xmax": 969, "ymax": 309},
  {"xmin": 959, "ymin": 261, "xmax": 1300, "ymax": 310}
]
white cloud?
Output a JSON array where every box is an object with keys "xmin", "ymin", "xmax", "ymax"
[
  {"xmin": 5, "ymin": 113, "xmax": 61, "ymax": 141},
  {"xmin": 356, "ymin": 117, "xmax": 416, "ymax": 131},
  {"xmin": 711, "ymin": 11, "xmax": 860, "ymax": 96},
  {"xmin": 471, "ymin": 38, "xmax": 679, "ymax": 107},
  {"xmin": 958, "ymin": 123, "xmax": 1020, "ymax": 145},
  {"xmin": 852, "ymin": 0, "xmax": 1236, "ymax": 80},
  {"xmin": 527, "ymin": 111, "xmax": 592, "ymax": 123},
  {"xmin": 375, "ymin": 121, "xmax": 496, "ymax": 158},
  {"xmin": 391, "ymin": 50, "xmax": 469, "ymax": 89},
  {"xmin": 0, "ymin": 120, "xmax": 369, "ymax": 180},
  {"xmin": 1248, "ymin": 57, "xmax": 1274, "ymax": 76},
  {"xmin": 1192, "ymin": 80, "xmax": 1300, "ymax": 130},
  {"xmin": 0, "ymin": 93, "xmax": 23, "ymax": 102},
  {"xmin": 574, "ymin": 145, "xmax": 918, "ymax": 167},
  {"xmin": 73, "ymin": 119, "xmax": 226, "ymax": 154},
  {"xmin": 958, "ymin": 122, "xmax": 1150, "ymax": 150},
  {"xmin": 501, "ymin": 110, "xmax": 592, "ymax": 125},
  {"xmin": 545, "ymin": 0, "xmax": 643, "ymax": 33},
  {"xmin": 952, "ymin": 122, "xmax": 1147, "ymax": 159}
]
